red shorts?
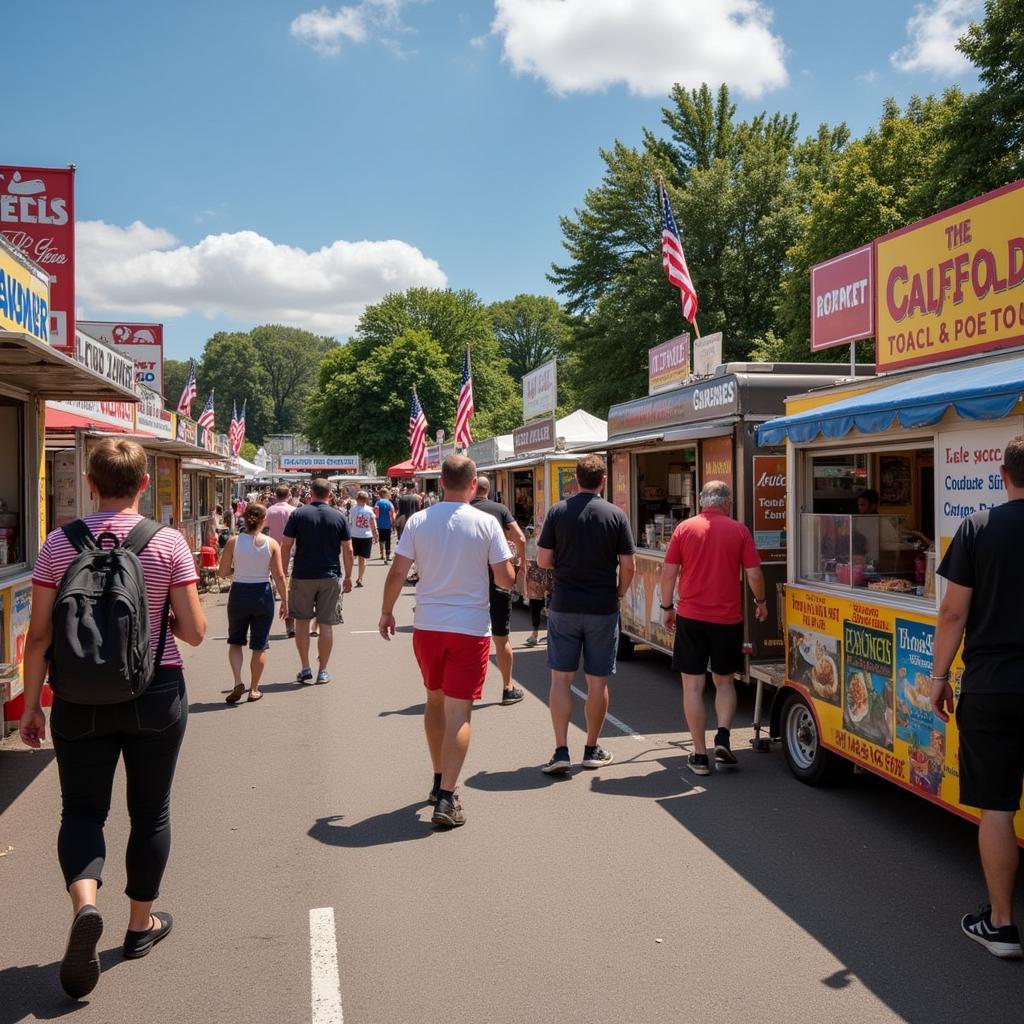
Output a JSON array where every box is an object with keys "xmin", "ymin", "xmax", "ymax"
[{"xmin": 412, "ymin": 629, "xmax": 490, "ymax": 701}]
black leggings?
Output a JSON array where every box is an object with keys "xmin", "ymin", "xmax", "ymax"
[
  {"xmin": 379, "ymin": 527, "xmax": 392, "ymax": 558},
  {"xmin": 530, "ymin": 598, "xmax": 545, "ymax": 630},
  {"xmin": 50, "ymin": 669, "xmax": 188, "ymax": 902}
]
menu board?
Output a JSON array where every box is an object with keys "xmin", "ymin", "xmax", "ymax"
[
  {"xmin": 52, "ymin": 451, "xmax": 78, "ymax": 529},
  {"xmin": 752, "ymin": 454, "xmax": 786, "ymax": 560},
  {"xmin": 611, "ymin": 453, "xmax": 630, "ymax": 518},
  {"xmin": 700, "ymin": 436, "xmax": 733, "ymax": 490},
  {"xmin": 156, "ymin": 457, "xmax": 176, "ymax": 526}
]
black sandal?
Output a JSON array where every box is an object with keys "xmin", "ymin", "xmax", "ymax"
[
  {"xmin": 123, "ymin": 911, "xmax": 173, "ymax": 959},
  {"xmin": 225, "ymin": 684, "xmax": 245, "ymax": 704},
  {"xmin": 60, "ymin": 905, "xmax": 103, "ymax": 999}
]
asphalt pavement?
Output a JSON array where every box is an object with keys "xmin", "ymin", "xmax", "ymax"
[{"xmin": 0, "ymin": 560, "xmax": 1021, "ymax": 1024}]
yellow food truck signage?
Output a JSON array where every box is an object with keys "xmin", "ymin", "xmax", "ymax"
[
  {"xmin": 782, "ymin": 586, "xmax": 1021, "ymax": 830},
  {"xmin": 876, "ymin": 180, "xmax": 1024, "ymax": 373},
  {"xmin": 0, "ymin": 242, "xmax": 50, "ymax": 342}
]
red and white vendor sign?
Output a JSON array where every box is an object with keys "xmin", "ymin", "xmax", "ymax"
[
  {"xmin": 810, "ymin": 244, "xmax": 873, "ymax": 351},
  {"xmin": 0, "ymin": 165, "xmax": 75, "ymax": 352}
]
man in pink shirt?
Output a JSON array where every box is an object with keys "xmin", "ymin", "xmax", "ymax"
[
  {"xmin": 658, "ymin": 481, "xmax": 767, "ymax": 776},
  {"xmin": 265, "ymin": 485, "xmax": 295, "ymax": 637}
]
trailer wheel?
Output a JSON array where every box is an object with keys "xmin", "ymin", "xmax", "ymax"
[
  {"xmin": 617, "ymin": 631, "xmax": 635, "ymax": 661},
  {"xmin": 781, "ymin": 692, "xmax": 851, "ymax": 786}
]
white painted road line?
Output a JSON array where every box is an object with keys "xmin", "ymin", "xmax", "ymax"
[
  {"xmin": 310, "ymin": 907, "xmax": 343, "ymax": 1024},
  {"xmin": 349, "ymin": 630, "xmax": 381, "ymax": 634},
  {"xmin": 570, "ymin": 685, "xmax": 647, "ymax": 742}
]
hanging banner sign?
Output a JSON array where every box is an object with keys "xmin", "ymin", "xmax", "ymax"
[
  {"xmin": 78, "ymin": 321, "xmax": 164, "ymax": 395},
  {"xmin": 648, "ymin": 334, "xmax": 690, "ymax": 395},
  {"xmin": 279, "ymin": 454, "xmax": 360, "ymax": 473},
  {"xmin": 0, "ymin": 165, "xmax": 75, "ymax": 351},
  {"xmin": 0, "ymin": 237, "xmax": 50, "ymax": 342},
  {"xmin": 47, "ymin": 332, "xmax": 137, "ymax": 430},
  {"xmin": 876, "ymin": 180, "xmax": 1024, "ymax": 373},
  {"xmin": 513, "ymin": 416, "xmax": 556, "ymax": 455},
  {"xmin": 811, "ymin": 246, "xmax": 874, "ymax": 351},
  {"xmin": 176, "ymin": 416, "xmax": 198, "ymax": 446},
  {"xmin": 523, "ymin": 360, "xmax": 558, "ymax": 420},
  {"xmin": 135, "ymin": 385, "xmax": 174, "ymax": 439}
]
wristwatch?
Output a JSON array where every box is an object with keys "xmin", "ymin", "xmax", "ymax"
[
  {"xmin": 755, "ymin": 598, "xmax": 767, "ymax": 606},
  {"xmin": 660, "ymin": 603, "xmax": 674, "ymax": 611}
]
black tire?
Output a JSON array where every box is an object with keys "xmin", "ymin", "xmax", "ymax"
[
  {"xmin": 617, "ymin": 631, "xmax": 635, "ymax": 661},
  {"xmin": 780, "ymin": 691, "xmax": 852, "ymax": 786}
]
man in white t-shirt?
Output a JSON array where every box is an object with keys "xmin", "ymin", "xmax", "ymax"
[{"xmin": 379, "ymin": 455, "xmax": 516, "ymax": 828}]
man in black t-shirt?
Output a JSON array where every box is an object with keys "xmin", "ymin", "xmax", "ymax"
[
  {"xmin": 537, "ymin": 454, "xmax": 635, "ymax": 774},
  {"xmin": 471, "ymin": 476, "xmax": 527, "ymax": 706},
  {"xmin": 395, "ymin": 484, "xmax": 421, "ymax": 540},
  {"xmin": 280, "ymin": 479, "xmax": 354, "ymax": 686},
  {"xmin": 933, "ymin": 434, "xmax": 1024, "ymax": 959}
]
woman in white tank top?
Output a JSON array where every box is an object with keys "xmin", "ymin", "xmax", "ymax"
[{"xmin": 218, "ymin": 503, "xmax": 288, "ymax": 702}]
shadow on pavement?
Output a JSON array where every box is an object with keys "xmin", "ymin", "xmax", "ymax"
[
  {"xmin": 0, "ymin": 947, "xmax": 126, "ymax": 1023},
  {"xmin": 308, "ymin": 804, "xmax": 434, "ymax": 847},
  {"xmin": 378, "ymin": 703, "xmax": 425, "ymax": 717},
  {"xmin": 620, "ymin": 751, "xmax": 1020, "ymax": 1022},
  {"xmin": 0, "ymin": 748, "xmax": 56, "ymax": 817},
  {"xmin": 464, "ymin": 765, "xmax": 574, "ymax": 792},
  {"xmin": 587, "ymin": 753, "xmax": 705, "ymax": 800}
]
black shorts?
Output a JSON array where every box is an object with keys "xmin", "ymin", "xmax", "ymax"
[
  {"xmin": 489, "ymin": 585, "xmax": 513, "ymax": 638},
  {"xmin": 352, "ymin": 538, "xmax": 373, "ymax": 559},
  {"xmin": 956, "ymin": 693, "xmax": 1024, "ymax": 812},
  {"xmin": 672, "ymin": 617, "xmax": 743, "ymax": 676},
  {"xmin": 378, "ymin": 527, "xmax": 392, "ymax": 545}
]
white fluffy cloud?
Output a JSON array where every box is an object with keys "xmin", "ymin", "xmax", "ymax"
[
  {"xmin": 290, "ymin": 1, "xmax": 410, "ymax": 56},
  {"xmin": 491, "ymin": 0, "xmax": 788, "ymax": 99},
  {"xmin": 76, "ymin": 221, "xmax": 448, "ymax": 335},
  {"xmin": 890, "ymin": 0, "xmax": 982, "ymax": 76}
]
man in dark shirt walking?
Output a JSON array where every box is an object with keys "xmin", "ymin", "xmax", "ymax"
[
  {"xmin": 932, "ymin": 435, "xmax": 1024, "ymax": 959},
  {"xmin": 280, "ymin": 479, "xmax": 354, "ymax": 685},
  {"xmin": 471, "ymin": 475, "xmax": 527, "ymax": 706},
  {"xmin": 537, "ymin": 455, "xmax": 635, "ymax": 773}
]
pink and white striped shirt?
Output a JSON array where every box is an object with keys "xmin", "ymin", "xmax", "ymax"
[{"xmin": 33, "ymin": 512, "xmax": 199, "ymax": 667}]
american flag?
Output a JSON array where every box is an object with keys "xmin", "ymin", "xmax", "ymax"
[
  {"xmin": 659, "ymin": 181, "xmax": 699, "ymax": 324},
  {"xmin": 229, "ymin": 399, "xmax": 246, "ymax": 457},
  {"xmin": 197, "ymin": 391, "xmax": 215, "ymax": 432},
  {"xmin": 176, "ymin": 359, "xmax": 198, "ymax": 417},
  {"xmin": 454, "ymin": 346, "xmax": 474, "ymax": 448},
  {"xmin": 408, "ymin": 390, "xmax": 427, "ymax": 470}
]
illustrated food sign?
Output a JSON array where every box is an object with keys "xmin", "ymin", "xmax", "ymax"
[
  {"xmin": 876, "ymin": 180, "xmax": 1024, "ymax": 372},
  {"xmin": 78, "ymin": 321, "xmax": 164, "ymax": 396},
  {"xmin": 810, "ymin": 245, "xmax": 873, "ymax": 351},
  {"xmin": 752, "ymin": 454, "xmax": 786, "ymax": 558},
  {"xmin": 784, "ymin": 587, "xmax": 978, "ymax": 818},
  {"xmin": 648, "ymin": 333, "xmax": 690, "ymax": 395},
  {"xmin": 522, "ymin": 360, "xmax": 557, "ymax": 420},
  {"xmin": 0, "ymin": 165, "xmax": 75, "ymax": 351},
  {"xmin": 280, "ymin": 454, "xmax": 360, "ymax": 473},
  {"xmin": 0, "ymin": 237, "xmax": 50, "ymax": 343}
]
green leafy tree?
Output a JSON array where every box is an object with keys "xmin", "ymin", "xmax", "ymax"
[
  {"xmin": 307, "ymin": 329, "xmax": 458, "ymax": 469},
  {"xmin": 349, "ymin": 288, "xmax": 519, "ymax": 438},
  {"xmin": 490, "ymin": 294, "xmax": 572, "ymax": 380},
  {"xmin": 778, "ymin": 92, "xmax": 964, "ymax": 360},
  {"xmin": 196, "ymin": 332, "xmax": 273, "ymax": 442},
  {"xmin": 551, "ymin": 83, "xmax": 848, "ymax": 414},
  {"xmin": 162, "ymin": 358, "xmax": 190, "ymax": 411},
  {"xmin": 937, "ymin": 0, "xmax": 1024, "ymax": 203},
  {"xmin": 240, "ymin": 440, "xmax": 258, "ymax": 462},
  {"xmin": 251, "ymin": 325, "xmax": 338, "ymax": 434}
]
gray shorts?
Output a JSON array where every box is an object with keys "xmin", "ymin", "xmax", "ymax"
[
  {"xmin": 288, "ymin": 576, "xmax": 342, "ymax": 624},
  {"xmin": 546, "ymin": 610, "xmax": 619, "ymax": 677}
]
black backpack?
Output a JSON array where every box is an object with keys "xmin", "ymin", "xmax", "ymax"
[{"xmin": 49, "ymin": 519, "xmax": 171, "ymax": 705}]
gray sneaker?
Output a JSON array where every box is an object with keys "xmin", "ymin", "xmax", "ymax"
[{"xmin": 315, "ymin": 670, "xmax": 331, "ymax": 685}]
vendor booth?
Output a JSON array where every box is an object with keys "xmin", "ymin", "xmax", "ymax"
[
  {"xmin": 596, "ymin": 364, "xmax": 860, "ymax": 670},
  {"xmin": 0, "ymin": 240, "xmax": 138, "ymax": 729},
  {"xmin": 758, "ymin": 178, "xmax": 1024, "ymax": 841}
]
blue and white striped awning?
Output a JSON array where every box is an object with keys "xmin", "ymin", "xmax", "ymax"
[{"xmin": 757, "ymin": 355, "xmax": 1024, "ymax": 446}]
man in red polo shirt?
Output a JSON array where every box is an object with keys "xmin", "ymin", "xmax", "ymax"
[{"xmin": 659, "ymin": 481, "xmax": 767, "ymax": 776}]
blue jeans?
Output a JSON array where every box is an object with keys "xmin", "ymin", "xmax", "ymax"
[{"xmin": 546, "ymin": 610, "xmax": 619, "ymax": 677}]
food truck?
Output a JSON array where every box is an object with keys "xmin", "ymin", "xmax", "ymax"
[
  {"xmin": 0, "ymin": 239, "xmax": 138, "ymax": 729},
  {"xmin": 599, "ymin": 364, "xmax": 861, "ymax": 670},
  {"xmin": 758, "ymin": 179, "xmax": 1024, "ymax": 839}
]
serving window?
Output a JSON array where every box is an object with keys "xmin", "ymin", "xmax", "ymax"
[
  {"xmin": 0, "ymin": 395, "xmax": 26, "ymax": 571},
  {"xmin": 799, "ymin": 443, "xmax": 936, "ymax": 600},
  {"xmin": 512, "ymin": 470, "xmax": 534, "ymax": 528},
  {"xmin": 634, "ymin": 446, "xmax": 697, "ymax": 551}
]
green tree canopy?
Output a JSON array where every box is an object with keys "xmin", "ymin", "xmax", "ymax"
[
  {"xmin": 347, "ymin": 288, "xmax": 520, "ymax": 439},
  {"xmin": 307, "ymin": 329, "xmax": 458, "ymax": 469},
  {"xmin": 162, "ymin": 358, "xmax": 190, "ymax": 412},
  {"xmin": 489, "ymin": 294, "xmax": 572, "ymax": 382},
  {"xmin": 196, "ymin": 332, "xmax": 274, "ymax": 440},
  {"xmin": 250, "ymin": 325, "xmax": 338, "ymax": 434}
]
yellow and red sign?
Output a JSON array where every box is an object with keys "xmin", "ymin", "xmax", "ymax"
[
  {"xmin": 875, "ymin": 179, "xmax": 1024, "ymax": 372},
  {"xmin": 0, "ymin": 238, "xmax": 50, "ymax": 343}
]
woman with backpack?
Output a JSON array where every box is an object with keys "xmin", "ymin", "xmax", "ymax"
[
  {"xmin": 19, "ymin": 438, "xmax": 207, "ymax": 1000},
  {"xmin": 218, "ymin": 501, "xmax": 288, "ymax": 703}
]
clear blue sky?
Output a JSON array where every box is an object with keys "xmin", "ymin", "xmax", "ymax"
[{"xmin": 6, "ymin": 0, "xmax": 980, "ymax": 360}]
